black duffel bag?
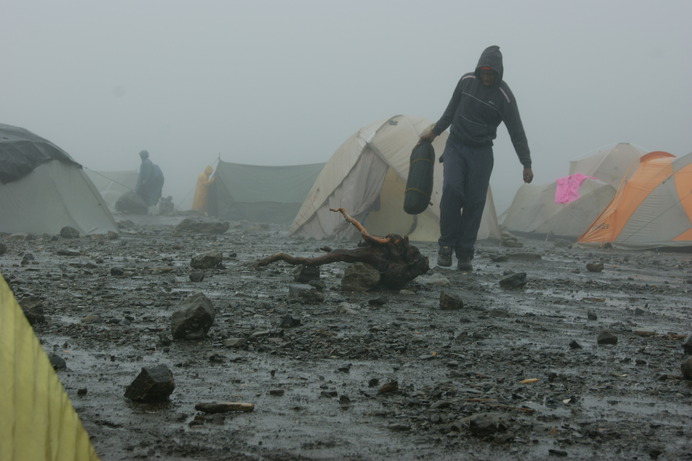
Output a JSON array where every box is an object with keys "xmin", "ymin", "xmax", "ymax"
[{"xmin": 404, "ymin": 140, "xmax": 435, "ymax": 215}]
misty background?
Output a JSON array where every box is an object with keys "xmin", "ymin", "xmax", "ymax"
[{"xmin": 2, "ymin": 0, "xmax": 691, "ymax": 215}]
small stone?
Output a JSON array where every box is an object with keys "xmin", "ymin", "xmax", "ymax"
[
  {"xmin": 124, "ymin": 365, "xmax": 175, "ymax": 402},
  {"xmin": 469, "ymin": 413, "xmax": 507, "ymax": 436},
  {"xmin": 586, "ymin": 262, "xmax": 604, "ymax": 272},
  {"xmin": 60, "ymin": 226, "xmax": 80, "ymax": 239},
  {"xmin": 439, "ymin": 291, "xmax": 464, "ymax": 310},
  {"xmin": 279, "ymin": 314, "xmax": 301, "ymax": 328},
  {"xmin": 294, "ymin": 265, "xmax": 320, "ymax": 283},
  {"xmin": 189, "ymin": 270, "xmax": 205, "ymax": 282},
  {"xmin": 569, "ymin": 340, "xmax": 582, "ymax": 349},
  {"xmin": 378, "ymin": 381, "xmax": 398, "ymax": 394},
  {"xmin": 681, "ymin": 356, "xmax": 692, "ymax": 380},
  {"xmin": 597, "ymin": 331, "xmax": 618, "ymax": 345},
  {"xmin": 682, "ymin": 336, "xmax": 692, "ymax": 355},
  {"xmin": 499, "ymin": 272, "xmax": 527, "ymax": 289},
  {"xmin": 48, "ymin": 353, "xmax": 67, "ymax": 370}
]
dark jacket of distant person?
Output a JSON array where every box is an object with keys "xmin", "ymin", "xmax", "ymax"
[{"xmin": 135, "ymin": 150, "xmax": 164, "ymax": 206}]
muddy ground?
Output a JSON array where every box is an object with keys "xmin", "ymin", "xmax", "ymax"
[{"xmin": 2, "ymin": 215, "xmax": 691, "ymax": 461}]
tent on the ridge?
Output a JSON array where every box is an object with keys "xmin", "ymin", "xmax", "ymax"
[
  {"xmin": 569, "ymin": 142, "xmax": 646, "ymax": 189},
  {"xmin": 289, "ymin": 114, "xmax": 502, "ymax": 242},
  {"xmin": 0, "ymin": 123, "xmax": 117, "ymax": 235},
  {"xmin": 501, "ymin": 176, "xmax": 616, "ymax": 239},
  {"xmin": 0, "ymin": 275, "xmax": 100, "ymax": 460},
  {"xmin": 85, "ymin": 169, "xmax": 138, "ymax": 212},
  {"xmin": 208, "ymin": 160, "xmax": 325, "ymax": 223},
  {"xmin": 577, "ymin": 151, "xmax": 692, "ymax": 249}
]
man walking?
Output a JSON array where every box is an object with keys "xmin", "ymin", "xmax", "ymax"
[{"xmin": 420, "ymin": 45, "xmax": 534, "ymax": 271}]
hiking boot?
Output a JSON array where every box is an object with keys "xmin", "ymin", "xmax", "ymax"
[
  {"xmin": 457, "ymin": 255, "xmax": 473, "ymax": 272},
  {"xmin": 437, "ymin": 246, "xmax": 453, "ymax": 267}
]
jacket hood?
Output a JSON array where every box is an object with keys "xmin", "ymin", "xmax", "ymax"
[{"xmin": 475, "ymin": 45, "xmax": 504, "ymax": 83}]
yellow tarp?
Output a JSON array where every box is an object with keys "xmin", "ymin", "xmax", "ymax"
[{"xmin": 0, "ymin": 275, "xmax": 99, "ymax": 461}]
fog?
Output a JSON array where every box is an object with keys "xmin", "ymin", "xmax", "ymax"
[{"xmin": 2, "ymin": 0, "xmax": 691, "ymax": 214}]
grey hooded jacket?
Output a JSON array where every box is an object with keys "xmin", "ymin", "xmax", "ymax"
[{"xmin": 432, "ymin": 45, "xmax": 531, "ymax": 168}]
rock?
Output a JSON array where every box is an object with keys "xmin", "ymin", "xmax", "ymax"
[
  {"xmin": 59, "ymin": 226, "xmax": 80, "ymax": 239},
  {"xmin": 278, "ymin": 314, "xmax": 301, "ymax": 328},
  {"xmin": 569, "ymin": 340, "xmax": 582, "ymax": 349},
  {"xmin": 587, "ymin": 311, "xmax": 598, "ymax": 321},
  {"xmin": 19, "ymin": 296, "xmax": 45, "ymax": 325},
  {"xmin": 439, "ymin": 291, "xmax": 464, "ymax": 310},
  {"xmin": 468, "ymin": 413, "xmax": 508, "ymax": 436},
  {"xmin": 378, "ymin": 381, "xmax": 398, "ymax": 394},
  {"xmin": 171, "ymin": 292, "xmax": 216, "ymax": 340},
  {"xmin": 681, "ymin": 356, "xmax": 692, "ymax": 380},
  {"xmin": 499, "ymin": 272, "xmax": 527, "ymax": 289},
  {"xmin": 682, "ymin": 336, "xmax": 692, "ymax": 355},
  {"xmin": 189, "ymin": 270, "xmax": 205, "ymax": 282},
  {"xmin": 124, "ymin": 366, "xmax": 174, "ymax": 402},
  {"xmin": 339, "ymin": 395, "xmax": 351, "ymax": 409},
  {"xmin": 48, "ymin": 353, "xmax": 66, "ymax": 370},
  {"xmin": 597, "ymin": 331, "xmax": 618, "ymax": 345},
  {"xmin": 115, "ymin": 190, "xmax": 148, "ymax": 215},
  {"xmin": 294, "ymin": 265, "xmax": 320, "ymax": 283},
  {"xmin": 586, "ymin": 262, "xmax": 604, "ymax": 272},
  {"xmin": 341, "ymin": 262, "xmax": 381, "ymax": 292},
  {"xmin": 0, "ymin": 241, "xmax": 7, "ymax": 255},
  {"xmin": 110, "ymin": 267, "xmax": 125, "ymax": 276},
  {"xmin": 190, "ymin": 250, "xmax": 223, "ymax": 269},
  {"xmin": 288, "ymin": 283, "xmax": 324, "ymax": 303},
  {"xmin": 175, "ymin": 218, "xmax": 229, "ymax": 234}
]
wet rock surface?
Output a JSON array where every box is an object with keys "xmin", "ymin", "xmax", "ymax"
[{"xmin": 1, "ymin": 215, "xmax": 691, "ymax": 460}]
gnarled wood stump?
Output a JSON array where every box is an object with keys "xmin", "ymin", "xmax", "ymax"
[{"xmin": 256, "ymin": 208, "xmax": 429, "ymax": 289}]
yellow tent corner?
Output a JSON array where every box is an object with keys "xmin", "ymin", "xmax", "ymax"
[{"xmin": 0, "ymin": 275, "xmax": 99, "ymax": 461}]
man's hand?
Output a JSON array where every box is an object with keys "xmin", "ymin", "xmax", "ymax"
[
  {"xmin": 419, "ymin": 124, "xmax": 437, "ymax": 142},
  {"xmin": 523, "ymin": 167, "xmax": 534, "ymax": 183}
]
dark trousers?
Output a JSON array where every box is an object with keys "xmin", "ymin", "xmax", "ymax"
[{"xmin": 438, "ymin": 137, "xmax": 494, "ymax": 258}]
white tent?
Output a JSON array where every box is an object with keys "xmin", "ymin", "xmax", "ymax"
[
  {"xmin": 501, "ymin": 177, "xmax": 615, "ymax": 238},
  {"xmin": 290, "ymin": 114, "xmax": 501, "ymax": 242},
  {"xmin": 569, "ymin": 142, "xmax": 645, "ymax": 188},
  {"xmin": 0, "ymin": 124, "xmax": 118, "ymax": 235}
]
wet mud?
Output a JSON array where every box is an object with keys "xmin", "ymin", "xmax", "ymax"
[{"xmin": 2, "ymin": 216, "xmax": 691, "ymax": 460}]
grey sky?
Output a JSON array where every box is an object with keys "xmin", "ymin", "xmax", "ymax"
[{"xmin": 2, "ymin": 0, "xmax": 691, "ymax": 213}]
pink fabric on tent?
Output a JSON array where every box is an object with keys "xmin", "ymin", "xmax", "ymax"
[{"xmin": 554, "ymin": 174, "xmax": 596, "ymax": 204}]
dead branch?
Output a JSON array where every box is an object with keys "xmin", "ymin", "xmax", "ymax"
[{"xmin": 255, "ymin": 208, "xmax": 429, "ymax": 289}]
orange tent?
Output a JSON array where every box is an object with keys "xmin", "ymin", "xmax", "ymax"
[{"xmin": 577, "ymin": 151, "xmax": 692, "ymax": 249}]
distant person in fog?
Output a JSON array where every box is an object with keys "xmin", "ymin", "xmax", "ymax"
[
  {"xmin": 135, "ymin": 150, "xmax": 164, "ymax": 207},
  {"xmin": 191, "ymin": 165, "xmax": 215, "ymax": 214}
]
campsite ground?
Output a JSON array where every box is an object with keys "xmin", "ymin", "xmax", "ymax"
[{"xmin": 2, "ymin": 215, "xmax": 691, "ymax": 461}]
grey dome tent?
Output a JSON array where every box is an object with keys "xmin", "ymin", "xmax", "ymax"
[{"xmin": 0, "ymin": 123, "xmax": 117, "ymax": 235}]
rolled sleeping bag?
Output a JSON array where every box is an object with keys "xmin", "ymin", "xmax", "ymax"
[{"xmin": 404, "ymin": 140, "xmax": 435, "ymax": 215}]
